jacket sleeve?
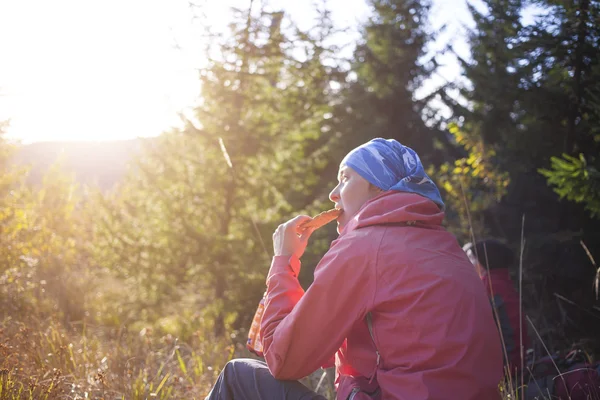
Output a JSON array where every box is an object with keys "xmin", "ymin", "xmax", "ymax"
[{"xmin": 260, "ymin": 233, "xmax": 377, "ymax": 380}]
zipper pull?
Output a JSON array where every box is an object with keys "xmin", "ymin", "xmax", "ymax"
[{"xmin": 368, "ymin": 350, "xmax": 380, "ymax": 384}]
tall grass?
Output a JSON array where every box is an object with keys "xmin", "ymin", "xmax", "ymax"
[
  {"xmin": 0, "ymin": 314, "xmax": 236, "ymax": 399},
  {"xmin": 483, "ymin": 232, "xmax": 600, "ymax": 400}
]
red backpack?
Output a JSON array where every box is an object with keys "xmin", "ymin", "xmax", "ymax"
[{"xmin": 524, "ymin": 349, "xmax": 600, "ymax": 399}]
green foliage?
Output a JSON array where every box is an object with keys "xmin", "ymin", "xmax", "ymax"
[
  {"xmin": 535, "ymin": 19, "xmax": 600, "ymax": 219},
  {"xmin": 0, "ymin": 124, "xmax": 85, "ymax": 323},
  {"xmin": 430, "ymin": 123, "xmax": 510, "ymax": 241},
  {"xmin": 447, "ymin": 0, "xmax": 528, "ymax": 164},
  {"xmin": 539, "ymin": 153, "xmax": 600, "ymax": 218},
  {"xmin": 88, "ymin": 3, "xmax": 347, "ymax": 338},
  {"xmin": 526, "ymin": 0, "xmax": 600, "ymax": 218},
  {"xmin": 333, "ymin": 0, "xmax": 444, "ymax": 163},
  {"xmin": 441, "ymin": 0, "xmax": 600, "ymax": 351}
]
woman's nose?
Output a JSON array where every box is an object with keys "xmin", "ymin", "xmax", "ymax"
[{"xmin": 329, "ymin": 184, "xmax": 340, "ymax": 203}]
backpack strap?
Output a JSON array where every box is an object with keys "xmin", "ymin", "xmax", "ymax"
[{"xmin": 366, "ymin": 312, "xmax": 380, "ymax": 383}]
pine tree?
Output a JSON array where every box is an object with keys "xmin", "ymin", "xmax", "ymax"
[
  {"xmin": 431, "ymin": 0, "xmax": 526, "ymax": 239},
  {"xmin": 533, "ymin": 0, "xmax": 600, "ymax": 220},
  {"xmin": 438, "ymin": 0, "xmax": 600, "ymax": 349},
  {"xmin": 332, "ymin": 0, "xmax": 444, "ymax": 164},
  {"xmin": 90, "ymin": 2, "xmax": 347, "ymax": 337}
]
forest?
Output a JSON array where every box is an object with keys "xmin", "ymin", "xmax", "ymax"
[{"xmin": 1, "ymin": 0, "xmax": 599, "ymax": 398}]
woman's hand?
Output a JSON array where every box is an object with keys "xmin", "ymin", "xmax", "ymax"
[{"xmin": 272, "ymin": 215, "xmax": 316, "ymax": 259}]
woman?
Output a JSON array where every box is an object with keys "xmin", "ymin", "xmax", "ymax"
[{"xmin": 206, "ymin": 138, "xmax": 503, "ymax": 400}]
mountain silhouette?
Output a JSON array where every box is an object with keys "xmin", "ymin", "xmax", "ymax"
[{"xmin": 12, "ymin": 138, "xmax": 148, "ymax": 190}]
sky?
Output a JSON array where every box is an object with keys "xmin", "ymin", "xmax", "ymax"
[{"xmin": 0, "ymin": 0, "xmax": 491, "ymax": 144}]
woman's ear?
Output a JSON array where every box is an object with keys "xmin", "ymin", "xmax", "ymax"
[{"xmin": 369, "ymin": 184, "xmax": 384, "ymax": 193}]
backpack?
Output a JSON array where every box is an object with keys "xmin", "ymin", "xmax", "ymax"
[{"xmin": 524, "ymin": 349, "xmax": 600, "ymax": 399}]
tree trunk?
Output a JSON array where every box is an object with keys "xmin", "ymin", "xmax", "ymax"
[{"xmin": 565, "ymin": 0, "xmax": 589, "ymax": 153}]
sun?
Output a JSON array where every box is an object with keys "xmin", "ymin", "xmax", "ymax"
[{"xmin": 0, "ymin": 0, "xmax": 205, "ymax": 144}]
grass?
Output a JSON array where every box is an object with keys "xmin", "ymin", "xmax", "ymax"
[
  {"xmin": 0, "ymin": 311, "xmax": 336, "ymax": 399},
  {"xmin": 459, "ymin": 181, "xmax": 599, "ymax": 400},
  {"xmin": 0, "ymin": 313, "xmax": 236, "ymax": 399},
  {"xmin": 0, "ymin": 295, "xmax": 598, "ymax": 399},
  {"xmin": 486, "ymin": 235, "xmax": 600, "ymax": 400}
]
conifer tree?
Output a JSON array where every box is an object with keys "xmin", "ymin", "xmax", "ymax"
[{"xmin": 91, "ymin": 2, "xmax": 347, "ymax": 336}]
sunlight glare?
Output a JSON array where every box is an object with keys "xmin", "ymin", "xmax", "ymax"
[{"xmin": 0, "ymin": 0, "xmax": 204, "ymax": 143}]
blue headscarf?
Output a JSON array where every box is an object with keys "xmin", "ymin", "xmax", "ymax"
[{"xmin": 341, "ymin": 138, "xmax": 444, "ymax": 209}]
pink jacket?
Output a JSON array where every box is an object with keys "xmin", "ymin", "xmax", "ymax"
[{"xmin": 261, "ymin": 192, "xmax": 504, "ymax": 399}]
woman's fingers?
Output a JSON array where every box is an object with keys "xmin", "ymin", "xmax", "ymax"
[
  {"xmin": 288, "ymin": 215, "xmax": 312, "ymax": 227},
  {"xmin": 288, "ymin": 215, "xmax": 312, "ymax": 235},
  {"xmin": 298, "ymin": 226, "xmax": 315, "ymax": 242}
]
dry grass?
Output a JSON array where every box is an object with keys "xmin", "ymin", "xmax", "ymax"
[
  {"xmin": 0, "ymin": 314, "xmax": 237, "ymax": 399},
  {"xmin": 1, "ymin": 313, "xmax": 597, "ymax": 400},
  {"xmin": 0, "ymin": 312, "xmax": 336, "ymax": 399}
]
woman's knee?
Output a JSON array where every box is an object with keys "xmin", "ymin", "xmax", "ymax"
[{"xmin": 223, "ymin": 358, "xmax": 266, "ymax": 378}]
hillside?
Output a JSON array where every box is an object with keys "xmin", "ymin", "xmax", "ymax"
[{"xmin": 12, "ymin": 138, "xmax": 147, "ymax": 190}]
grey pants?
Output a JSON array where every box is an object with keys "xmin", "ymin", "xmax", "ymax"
[{"xmin": 205, "ymin": 358, "xmax": 327, "ymax": 400}]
